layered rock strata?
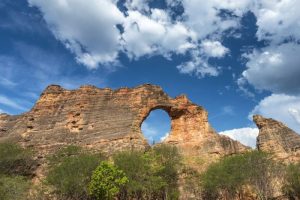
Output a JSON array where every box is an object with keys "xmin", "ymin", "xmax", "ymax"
[
  {"xmin": 0, "ymin": 84, "xmax": 248, "ymax": 157},
  {"xmin": 254, "ymin": 115, "xmax": 300, "ymax": 162}
]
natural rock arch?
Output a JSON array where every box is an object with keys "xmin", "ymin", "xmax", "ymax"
[
  {"xmin": 140, "ymin": 108, "xmax": 171, "ymax": 144},
  {"xmin": 0, "ymin": 84, "xmax": 248, "ymax": 157}
]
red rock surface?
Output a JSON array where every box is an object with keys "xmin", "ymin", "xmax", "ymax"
[{"xmin": 0, "ymin": 84, "xmax": 248, "ymax": 157}]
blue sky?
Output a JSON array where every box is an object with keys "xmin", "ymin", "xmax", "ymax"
[{"xmin": 1, "ymin": 0, "xmax": 300, "ymax": 147}]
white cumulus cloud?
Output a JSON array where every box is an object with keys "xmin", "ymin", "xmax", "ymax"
[
  {"xmin": 28, "ymin": 0, "xmax": 125, "ymax": 69},
  {"xmin": 122, "ymin": 9, "xmax": 196, "ymax": 59},
  {"xmin": 251, "ymin": 0, "xmax": 300, "ymax": 44},
  {"xmin": 242, "ymin": 43, "xmax": 300, "ymax": 95},
  {"xmin": 177, "ymin": 50, "xmax": 220, "ymax": 78},
  {"xmin": 220, "ymin": 127, "xmax": 259, "ymax": 148},
  {"xmin": 250, "ymin": 94, "xmax": 300, "ymax": 133},
  {"xmin": 28, "ymin": 0, "xmax": 252, "ymax": 78},
  {"xmin": 201, "ymin": 40, "xmax": 229, "ymax": 58}
]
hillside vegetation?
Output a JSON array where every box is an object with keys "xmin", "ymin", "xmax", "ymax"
[{"xmin": 0, "ymin": 141, "xmax": 299, "ymax": 200}]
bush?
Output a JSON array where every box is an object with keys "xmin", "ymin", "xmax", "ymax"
[
  {"xmin": 151, "ymin": 145, "xmax": 181, "ymax": 199},
  {"xmin": 46, "ymin": 146, "xmax": 103, "ymax": 199},
  {"xmin": 47, "ymin": 145, "xmax": 82, "ymax": 165},
  {"xmin": 283, "ymin": 163, "xmax": 300, "ymax": 199},
  {"xmin": 0, "ymin": 175, "xmax": 30, "ymax": 200},
  {"xmin": 201, "ymin": 151, "xmax": 283, "ymax": 200},
  {"xmin": 201, "ymin": 153, "xmax": 247, "ymax": 199},
  {"xmin": 88, "ymin": 161, "xmax": 128, "ymax": 200},
  {"xmin": 113, "ymin": 145, "xmax": 181, "ymax": 200},
  {"xmin": 0, "ymin": 141, "xmax": 36, "ymax": 176}
]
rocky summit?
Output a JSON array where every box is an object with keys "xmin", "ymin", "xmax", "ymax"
[
  {"xmin": 0, "ymin": 84, "xmax": 248, "ymax": 158},
  {"xmin": 254, "ymin": 115, "xmax": 300, "ymax": 162}
]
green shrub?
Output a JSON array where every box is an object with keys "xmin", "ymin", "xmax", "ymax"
[
  {"xmin": 0, "ymin": 175, "xmax": 30, "ymax": 200},
  {"xmin": 0, "ymin": 141, "xmax": 36, "ymax": 176},
  {"xmin": 88, "ymin": 161, "xmax": 128, "ymax": 200},
  {"xmin": 47, "ymin": 145, "xmax": 82, "ymax": 165},
  {"xmin": 283, "ymin": 163, "xmax": 300, "ymax": 199},
  {"xmin": 113, "ymin": 145, "xmax": 181, "ymax": 200},
  {"xmin": 151, "ymin": 145, "xmax": 181, "ymax": 199},
  {"xmin": 201, "ymin": 151, "xmax": 283, "ymax": 200},
  {"xmin": 46, "ymin": 146, "xmax": 103, "ymax": 199},
  {"xmin": 113, "ymin": 150, "xmax": 153, "ymax": 199}
]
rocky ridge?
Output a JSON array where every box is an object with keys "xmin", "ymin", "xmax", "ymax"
[
  {"xmin": 254, "ymin": 115, "xmax": 300, "ymax": 162},
  {"xmin": 0, "ymin": 84, "xmax": 248, "ymax": 158}
]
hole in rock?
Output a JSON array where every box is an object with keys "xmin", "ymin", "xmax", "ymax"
[{"xmin": 141, "ymin": 109, "xmax": 171, "ymax": 145}]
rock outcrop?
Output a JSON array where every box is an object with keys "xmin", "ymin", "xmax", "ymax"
[
  {"xmin": 0, "ymin": 84, "xmax": 248, "ymax": 157},
  {"xmin": 254, "ymin": 115, "xmax": 300, "ymax": 162}
]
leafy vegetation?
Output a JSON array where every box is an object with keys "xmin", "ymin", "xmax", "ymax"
[
  {"xmin": 201, "ymin": 151, "xmax": 284, "ymax": 200},
  {"xmin": 0, "ymin": 175, "xmax": 30, "ymax": 200},
  {"xmin": 283, "ymin": 163, "xmax": 300, "ymax": 199},
  {"xmin": 113, "ymin": 144, "xmax": 181, "ymax": 199},
  {"xmin": 46, "ymin": 146, "xmax": 104, "ymax": 199},
  {"xmin": 0, "ymin": 141, "xmax": 35, "ymax": 200},
  {"xmin": 89, "ymin": 161, "xmax": 128, "ymax": 200},
  {"xmin": 1, "ymin": 141, "xmax": 300, "ymax": 200},
  {"xmin": 0, "ymin": 141, "xmax": 36, "ymax": 176}
]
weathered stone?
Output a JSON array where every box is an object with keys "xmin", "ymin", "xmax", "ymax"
[
  {"xmin": 0, "ymin": 84, "xmax": 248, "ymax": 158},
  {"xmin": 254, "ymin": 115, "xmax": 300, "ymax": 162}
]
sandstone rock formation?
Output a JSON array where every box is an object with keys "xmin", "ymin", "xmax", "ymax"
[
  {"xmin": 254, "ymin": 115, "xmax": 300, "ymax": 162},
  {"xmin": 0, "ymin": 84, "xmax": 248, "ymax": 158}
]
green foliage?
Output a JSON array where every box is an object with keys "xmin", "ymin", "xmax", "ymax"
[
  {"xmin": 0, "ymin": 175, "xmax": 30, "ymax": 200},
  {"xmin": 201, "ymin": 153, "xmax": 247, "ymax": 199},
  {"xmin": 0, "ymin": 141, "xmax": 36, "ymax": 176},
  {"xmin": 47, "ymin": 145, "xmax": 82, "ymax": 165},
  {"xmin": 151, "ymin": 145, "xmax": 181, "ymax": 199},
  {"xmin": 113, "ymin": 144, "xmax": 181, "ymax": 199},
  {"xmin": 283, "ymin": 163, "xmax": 300, "ymax": 199},
  {"xmin": 46, "ymin": 146, "xmax": 103, "ymax": 199},
  {"xmin": 201, "ymin": 151, "xmax": 282, "ymax": 200},
  {"xmin": 88, "ymin": 161, "xmax": 128, "ymax": 200}
]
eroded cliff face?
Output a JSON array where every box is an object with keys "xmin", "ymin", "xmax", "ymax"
[
  {"xmin": 254, "ymin": 115, "xmax": 300, "ymax": 162},
  {"xmin": 0, "ymin": 84, "xmax": 248, "ymax": 157}
]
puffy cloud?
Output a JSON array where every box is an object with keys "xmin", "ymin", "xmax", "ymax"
[
  {"xmin": 251, "ymin": 0, "xmax": 300, "ymax": 43},
  {"xmin": 181, "ymin": 0, "xmax": 251, "ymax": 39},
  {"xmin": 28, "ymin": 0, "xmax": 125, "ymax": 69},
  {"xmin": 240, "ymin": 0, "xmax": 300, "ymax": 96},
  {"xmin": 177, "ymin": 51, "xmax": 220, "ymax": 78},
  {"xmin": 219, "ymin": 127, "xmax": 259, "ymax": 148},
  {"xmin": 250, "ymin": 94, "xmax": 300, "ymax": 133},
  {"xmin": 124, "ymin": 0, "xmax": 150, "ymax": 12},
  {"xmin": 29, "ymin": 0, "xmax": 300, "ymax": 84},
  {"xmin": 201, "ymin": 40, "xmax": 229, "ymax": 58},
  {"xmin": 237, "ymin": 77, "xmax": 255, "ymax": 98},
  {"xmin": 122, "ymin": 9, "xmax": 196, "ymax": 59},
  {"xmin": 242, "ymin": 43, "xmax": 300, "ymax": 95},
  {"xmin": 28, "ymin": 0, "xmax": 248, "ymax": 78}
]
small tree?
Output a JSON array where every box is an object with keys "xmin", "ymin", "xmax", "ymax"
[
  {"xmin": 46, "ymin": 146, "xmax": 103, "ymax": 199},
  {"xmin": 201, "ymin": 151, "xmax": 283, "ymax": 200},
  {"xmin": 88, "ymin": 161, "xmax": 128, "ymax": 200},
  {"xmin": 113, "ymin": 146, "xmax": 181, "ymax": 200},
  {"xmin": 283, "ymin": 163, "xmax": 300, "ymax": 199},
  {"xmin": 0, "ymin": 141, "xmax": 36, "ymax": 176}
]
